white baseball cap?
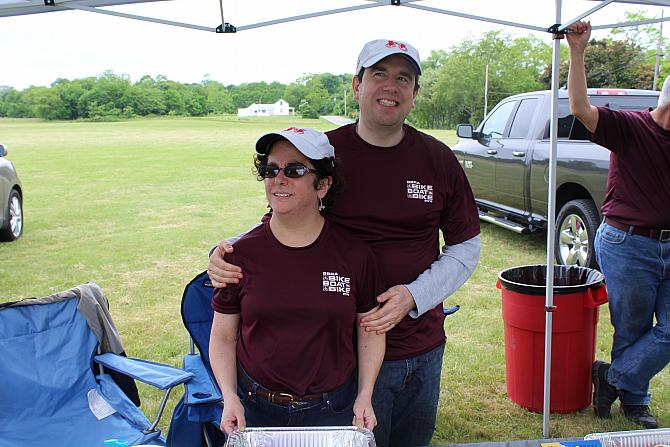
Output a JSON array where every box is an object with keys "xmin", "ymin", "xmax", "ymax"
[
  {"xmin": 256, "ymin": 127, "xmax": 335, "ymax": 160},
  {"xmin": 356, "ymin": 39, "xmax": 422, "ymax": 76},
  {"xmin": 658, "ymin": 75, "xmax": 670, "ymax": 108}
]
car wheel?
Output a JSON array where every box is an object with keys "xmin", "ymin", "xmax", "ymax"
[
  {"xmin": 0, "ymin": 189, "xmax": 23, "ymax": 241},
  {"xmin": 554, "ymin": 199, "xmax": 599, "ymax": 268}
]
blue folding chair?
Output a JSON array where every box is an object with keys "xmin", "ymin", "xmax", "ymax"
[
  {"xmin": 167, "ymin": 271, "xmax": 225, "ymax": 447},
  {"xmin": 0, "ymin": 282, "xmax": 193, "ymax": 447}
]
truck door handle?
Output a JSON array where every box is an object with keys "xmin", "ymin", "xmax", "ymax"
[
  {"xmin": 487, "ymin": 150, "xmax": 498, "ymax": 155},
  {"xmin": 512, "ymin": 151, "xmax": 526, "ymax": 157}
]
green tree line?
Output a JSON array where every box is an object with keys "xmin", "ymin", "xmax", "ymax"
[
  {"xmin": 0, "ymin": 71, "xmax": 355, "ymax": 122},
  {"xmin": 2, "ymin": 14, "xmax": 667, "ymax": 128}
]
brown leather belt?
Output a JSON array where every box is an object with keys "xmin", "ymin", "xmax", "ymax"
[
  {"xmin": 237, "ymin": 368, "xmax": 322, "ymax": 405},
  {"xmin": 605, "ymin": 217, "xmax": 670, "ymax": 241}
]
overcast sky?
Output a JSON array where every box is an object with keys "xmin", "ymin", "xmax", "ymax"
[{"xmin": 0, "ymin": 0, "xmax": 665, "ymax": 90}]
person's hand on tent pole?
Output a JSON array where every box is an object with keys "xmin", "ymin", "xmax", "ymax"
[
  {"xmin": 566, "ymin": 20, "xmax": 599, "ymax": 133},
  {"xmin": 566, "ymin": 20, "xmax": 591, "ymax": 54},
  {"xmin": 208, "ymin": 240, "xmax": 243, "ymax": 288}
]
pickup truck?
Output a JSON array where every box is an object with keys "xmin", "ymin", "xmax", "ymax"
[{"xmin": 453, "ymin": 88, "xmax": 658, "ymax": 268}]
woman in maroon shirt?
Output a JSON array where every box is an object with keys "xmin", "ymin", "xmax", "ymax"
[{"xmin": 209, "ymin": 127, "xmax": 386, "ymax": 434}]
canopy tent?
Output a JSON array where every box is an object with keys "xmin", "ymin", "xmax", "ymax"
[{"xmin": 2, "ymin": 0, "xmax": 669, "ymax": 438}]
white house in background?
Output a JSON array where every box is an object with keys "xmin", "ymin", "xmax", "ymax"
[{"xmin": 237, "ymin": 99, "xmax": 294, "ymax": 117}]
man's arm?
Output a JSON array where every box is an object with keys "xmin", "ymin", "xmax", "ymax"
[
  {"xmin": 207, "ymin": 223, "xmax": 262, "ymax": 288},
  {"xmin": 406, "ymin": 235, "xmax": 481, "ymax": 317},
  {"xmin": 359, "ymin": 235, "xmax": 480, "ymax": 333},
  {"xmin": 566, "ymin": 21, "xmax": 599, "ymax": 133}
]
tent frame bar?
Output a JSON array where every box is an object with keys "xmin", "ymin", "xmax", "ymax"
[
  {"xmin": 234, "ymin": 1, "xmax": 413, "ymax": 32},
  {"xmin": 559, "ymin": 0, "xmax": 616, "ymax": 30},
  {"xmin": 64, "ymin": 1, "xmax": 215, "ymax": 31},
  {"xmin": 403, "ymin": 3, "xmax": 547, "ymax": 32},
  {"xmin": 8, "ymin": 0, "xmax": 667, "ymax": 36}
]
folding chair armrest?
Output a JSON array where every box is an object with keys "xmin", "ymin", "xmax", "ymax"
[
  {"xmin": 95, "ymin": 353, "xmax": 194, "ymax": 390},
  {"xmin": 183, "ymin": 353, "xmax": 222, "ymax": 406}
]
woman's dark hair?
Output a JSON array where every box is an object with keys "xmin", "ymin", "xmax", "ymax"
[{"xmin": 253, "ymin": 145, "xmax": 340, "ymax": 211}]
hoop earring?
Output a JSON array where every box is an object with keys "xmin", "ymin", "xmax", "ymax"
[{"xmin": 318, "ymin": 198, "xmax": 325, "ymax": 211}]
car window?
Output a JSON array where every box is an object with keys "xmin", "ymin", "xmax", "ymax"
[
  {"xmin": 480, "ymin": 100, "xmax": 517, "ymax": 138},
  {"xmin": 509, "ymin": 98, "xmax": 538, "ymax": 138}
]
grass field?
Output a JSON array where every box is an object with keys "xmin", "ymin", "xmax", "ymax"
[{"xmin": 0, "ymin": 116, "xmax": 667, "ymax": 444}]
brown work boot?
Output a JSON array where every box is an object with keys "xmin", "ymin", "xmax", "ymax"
[
  {"xmin": 620, "ymin": 405, "xmax": 658, "ymax": 429},
  {"xmin": 592, "ymin": 361, "xmax": 619, "ymax": 418}
]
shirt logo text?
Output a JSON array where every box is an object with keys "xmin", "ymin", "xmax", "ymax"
[
  {"xmin": 407, "ymin": 180, "xmax": 433, "ymax": 203},
  {"xmin": 323, "ymin": 272, "xmax": 351, "ymax": 296}
]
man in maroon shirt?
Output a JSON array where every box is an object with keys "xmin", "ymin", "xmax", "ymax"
[
  {"xmin": 209, "ymin": 39, "xmax": 481, "ymax": 447},
  {"xmin": 567, "ymin": 21, "xmax": 670, "ymax": 429}
]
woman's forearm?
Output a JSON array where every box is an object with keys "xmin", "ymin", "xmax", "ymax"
[
  {"xmin": 356, "ymin": 310, "xmax": 385, "ymax": 397},
  {"xmin": 209, "ymin": 312, "xmax": 241, "ymax": 399}
]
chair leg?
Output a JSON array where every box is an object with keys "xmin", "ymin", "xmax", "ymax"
[
  {"xmin": 143, "ymin": 388, "xmax": 173, "ymax": 434},
  {"xmin": 203, "ymin": 426, "xmax": 213, "ymax": 447}
]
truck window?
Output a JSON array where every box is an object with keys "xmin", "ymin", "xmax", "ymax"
[
  {"xmin": 509, "ymin": 98, "xmax": 538, "ymax": 138},
  {"xmin": 590, "ymin": 95, "xmax": 658, "ymax": 111},
  {"xmin": 555, "ymin": 99, "xmax": 577, "ymax": 139},
  {"xmin": 480, "ymin": 100, "xmax": 517, "ymax": 138},
  {"xmin": 547, "ymin": 96, "xmax": 658, "ymax": 140}
]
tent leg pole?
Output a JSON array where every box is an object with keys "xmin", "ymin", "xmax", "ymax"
[{"xmin": 543, "ymin": 0, "xmax": 562, "ymax": 439}]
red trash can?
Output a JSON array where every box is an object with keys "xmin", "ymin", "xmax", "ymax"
[{"xmin": 496, "ymin": 265, "xmax": 607, "ymax": 413}]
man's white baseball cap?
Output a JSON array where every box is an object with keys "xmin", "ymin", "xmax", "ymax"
[
  {"xmin": 256, "ymin": 127, "xmax": 335, "ymax": 160},
  {"xmin": 356, "ymin": 39, "xmax": 422, "ymax": 76}
]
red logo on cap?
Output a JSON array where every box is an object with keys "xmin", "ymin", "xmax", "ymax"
[
  {"xmin": 285, "ymin": 127, "xmax": 305, "ymax": 134},
  {"xmin": 386, "ymin": 40, "xmax": 407, "ymax": 51}
]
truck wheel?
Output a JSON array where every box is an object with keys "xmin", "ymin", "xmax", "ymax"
[{"xmin": 554, "ymin": 199, "xmax": 599, "ymax": 268}]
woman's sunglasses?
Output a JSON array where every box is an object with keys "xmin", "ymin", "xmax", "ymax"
[{"xmin": 258, "ymin": 164, "xmax": 317, "ymax": 179}]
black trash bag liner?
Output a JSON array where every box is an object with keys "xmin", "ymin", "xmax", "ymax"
[{"xmin": 498, "ymin": 264, "xmax": 604, "ymax": 296}]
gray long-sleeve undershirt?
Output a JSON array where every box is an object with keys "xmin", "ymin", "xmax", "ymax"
[{"xmin": 406, "ymin": 235, "xmax": 481, "ymax": 318}]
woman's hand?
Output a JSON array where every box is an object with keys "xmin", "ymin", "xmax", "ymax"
[
  {"xmin": 352, "ymin": 395, "xmax": 377, "ymax": 430},
  {"xmin": 220, "ymin": 395, "xmax": 246, "ymax": 434}
]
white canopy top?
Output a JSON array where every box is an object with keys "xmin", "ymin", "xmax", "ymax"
[
  {"xmin": 2, "ymin": 0, "xmax": 669, "ymax": 439},
  {"xmin": 1, "ymin": 0, "xmax": 669, "ymax": 33}
]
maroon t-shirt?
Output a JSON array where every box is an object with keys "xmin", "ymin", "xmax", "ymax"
[
  {"xmin": 591, "ymin": 108, "xmax": 670, "ymax": 227},
  {"xmin": 326, "ymin": 124, "xmax": 480, "ymax": 360},
  {"xmin": 212, "ymin": 219, "xmax": 384, "ymax": 396}
]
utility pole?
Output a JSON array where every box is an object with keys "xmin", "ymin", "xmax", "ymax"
[
  {"xmin": 654, "ymin": 10, "xmax": 664, "ymax": 90},
  {"xmin": 484, "ymin": 64, "xmax": 489, "ymax": 119},
  {"xmin": 343, "ymin": 90, "xmax": 347, "ymax": 117}
]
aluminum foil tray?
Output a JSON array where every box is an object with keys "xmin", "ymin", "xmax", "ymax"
[
  {"xmin": 224, "ymin": 426, "xmax": 376, "ymax": 447},
  {"xmin": 585, "ymin": 428, "xmax": 670, "ymax": 447}
]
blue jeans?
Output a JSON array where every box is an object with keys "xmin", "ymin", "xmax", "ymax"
[
  {"xmin": 237, "ymin": 368, "xmax": 356, "ymax": 427},
  {"xmin": 595, "ymin": 221, "xmax": 670, "ymax": 405},
  {"xmin": 372, "ymin": 343, "xmax": 445, "ymax": 447}
]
